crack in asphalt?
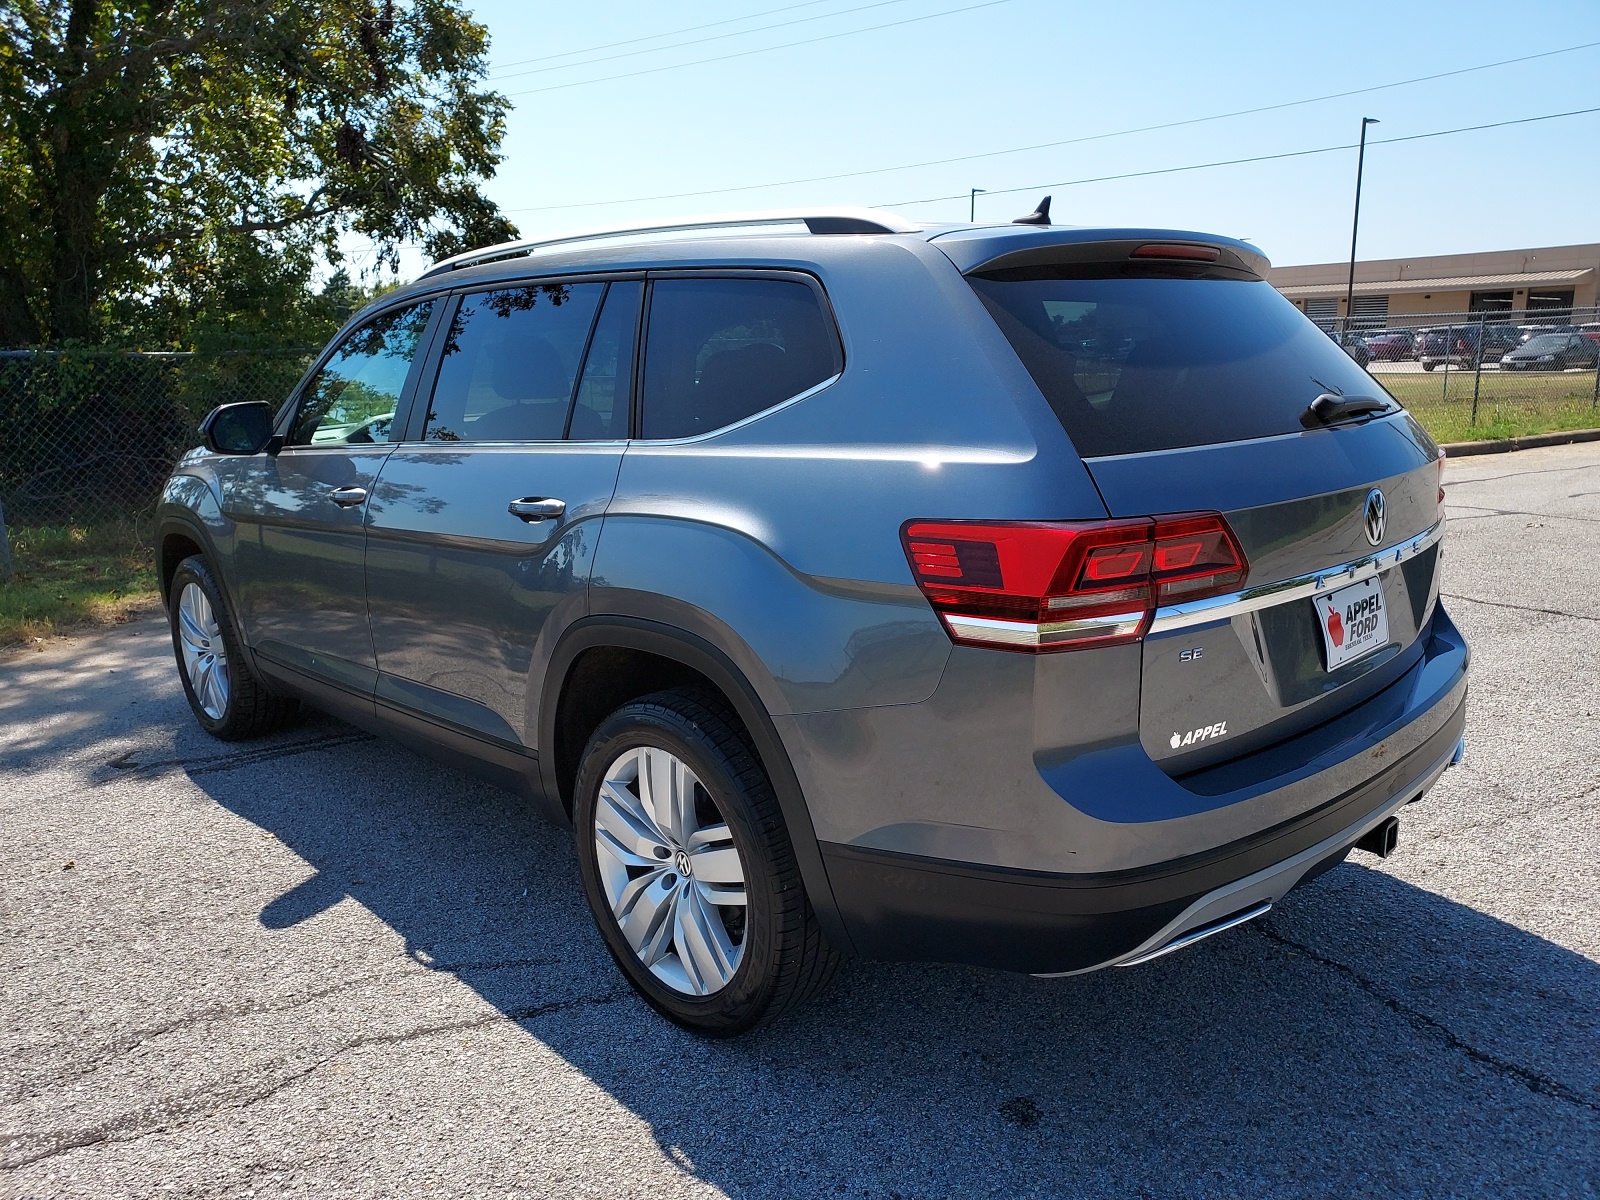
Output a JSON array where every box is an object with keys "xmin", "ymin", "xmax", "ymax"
[
  {"xmin": 1442, "ymin": 592, "xmax": 1600, "ymax": 624},
  {"xmin": 2, "ymin": 968, "xmax": 413, "ymax": 1105},
  {"xmin": 1445, "ymin": 462, "xmax": 1600, "ymax": 487},
  {"xmin": 0, "ymin": 991, "xmax": 631, "ymax": 1172},
  {"xmin": 87, "ymin": 731, "xmax": 377, "ymax": 787},
  {"xmin": 1442, "ymin": 503, "xmax": 1600, "ymax": 525},
  {"xmin": 1253, "ymin": 924, "xmax": 1600, "ymax": 1115}
]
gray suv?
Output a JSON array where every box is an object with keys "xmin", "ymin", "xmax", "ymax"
[{"xmin": 159, "ymin": 208, "xmax": 1468, "ymax": 1036}]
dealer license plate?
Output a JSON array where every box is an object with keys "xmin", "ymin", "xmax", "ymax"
[{"xmin": 1313, "ymin": 577, "xmax": 1389, "ymax": 671}]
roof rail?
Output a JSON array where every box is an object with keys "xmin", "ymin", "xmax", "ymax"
[{"xmin": 418, "ymin": 207, "xmax": 922, "ymax": 279}]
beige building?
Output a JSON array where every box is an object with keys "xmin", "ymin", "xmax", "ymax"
[{"xmin": 1269, "ymin": 243, "xmax": 1599, "ymax": 327}]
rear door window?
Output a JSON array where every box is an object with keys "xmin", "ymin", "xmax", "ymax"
[
  {"xmin": 969, "ymin": 274, "xmax": 1387, "ymax": 458},
  {"xmin": 640, "ymin": 276, "xmax": 841, "ymax": 440},
  {"xmin": 569, "ymin": 281, "xmax": 641, "ymax": 440},
  {"xmin": 422, "ymin": 282, "xmax": 603, "ymax": 442}
]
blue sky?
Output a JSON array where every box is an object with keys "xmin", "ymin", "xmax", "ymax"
[{"xmin": 364, "ymin": 0, "xmax": 1600, "ymax": 277}]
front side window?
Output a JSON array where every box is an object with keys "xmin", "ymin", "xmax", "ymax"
[
  {"xmin": 640, "ymin": 277, "xmax": 841, "ymax": 440},
  {"xmin": 423, "ymin": 282, "xmax": 604, "ymax": 442},
  {"xmin": 289, "ymin": 302, "xmax": 434, "ymax": 446}
]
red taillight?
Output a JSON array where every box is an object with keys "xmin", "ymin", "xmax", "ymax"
[{"xmin": 900, "ymin": 514, "xmax": 1247, "ymax": 653}]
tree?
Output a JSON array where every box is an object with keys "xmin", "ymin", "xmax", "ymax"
[{"xmin": 0, "ymin": 1, "xmax": 517, "ymax": 347}]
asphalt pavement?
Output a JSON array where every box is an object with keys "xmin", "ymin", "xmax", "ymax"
[{"xmin": 2, "ymin": 443, "xmax": 1598, "ymax": 1199}]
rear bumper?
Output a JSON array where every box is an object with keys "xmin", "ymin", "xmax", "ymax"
[{"xmin": 819, "ymin": 668, "xmax": 1466, "ymax": 976}]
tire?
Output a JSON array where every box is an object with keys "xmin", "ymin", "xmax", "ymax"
[
  {"xmin": 169, "ymin": 555, "xmax": 297, "ymax": 740},
  {"xmin": 573, "ymin": 688, "xmax": 841, "ymax": 1037},
  {"xmin": 1422, "ymin": 361, "xmax": 1436, "ymax": 372}
]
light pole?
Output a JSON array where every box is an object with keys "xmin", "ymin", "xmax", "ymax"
[
  {"xmin": 970, "ymin": 188, "xmax": 986, "ymax": 222},
  {"xmin": 1342, "ymin": 117, "xmax": 1380, "ymax": 343}
]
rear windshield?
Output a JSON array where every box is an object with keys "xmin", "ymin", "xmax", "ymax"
[{"xmin": 969, "ymin": 274, "xmax": 1386, "ymax": 458}]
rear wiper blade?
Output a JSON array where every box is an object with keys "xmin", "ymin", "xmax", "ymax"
[{"xmin": 1305, "ymin": 392, "xmax": 1394, "ymax": 426}]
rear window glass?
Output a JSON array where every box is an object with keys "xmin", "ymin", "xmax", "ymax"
[
  {"xmin": 641, "ymin": 277, "xmax": 841, "ymax": 440},
  {"xmin": 969, "ymin": 274, "xmax": 1386, "ymax": 458}
]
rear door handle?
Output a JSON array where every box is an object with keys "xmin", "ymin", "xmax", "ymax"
[
  {"xmin": 508, "ymin": 497, "xmax": 566, "ymax": 522},
  {"xmin": 329, "ymin": 486, "xmax": 368, "ymax": 507}
]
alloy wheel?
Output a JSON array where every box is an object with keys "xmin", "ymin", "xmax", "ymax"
[
  {"xmin": 592, "ymin": 745, "xmax": 748, "ymax": 996},
  {"xmin": 176, "ymin": 581, "xmax": 230, "ymax": 720}
]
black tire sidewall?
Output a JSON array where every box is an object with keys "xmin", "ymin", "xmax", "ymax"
[{"xmin": 573, "ymin": 700, "xmax": 784, "ymax": 1036}]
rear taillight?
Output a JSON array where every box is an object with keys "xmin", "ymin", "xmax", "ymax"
[
  {"xmin": 901, "ymin": 513, "xmax": 1247, "ymax": 652},
  {"xmin": 1436, "ymin": 445, "xmax": 1447, "ymax": 519}
]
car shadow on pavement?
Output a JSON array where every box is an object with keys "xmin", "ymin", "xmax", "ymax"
[{"xmin": 193, "ymin": 729, "xmax": 1600, "ymax": 1199}]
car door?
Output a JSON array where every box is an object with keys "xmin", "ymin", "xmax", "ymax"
[
  {"xmin": 363, "ymin": 278, "xmax": 640, "ymax": 752},
  {"xmin": 222, "ymin": 299, "xmax": 439, "ymax": 697}
]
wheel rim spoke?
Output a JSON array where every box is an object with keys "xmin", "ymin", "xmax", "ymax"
[
  {"xmin": 674, "ymin": 887, "xmax": 739, "ymax": 994},
  {"xmin": 595, "ymin": 779, "xmax": 672, "ymax": 865},
  {"xmin": 615, "ymin": 870, "xmax": 677, "ymax": 966},
  {"xmin": 595, "ymin": 743, "xmax": 748, "ymax": 997}
]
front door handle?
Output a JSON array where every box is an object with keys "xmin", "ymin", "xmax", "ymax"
[
  {"xmin": 508, "ymin": 497, "xmax": 566, "ymax": 522},
  {"xmin": 329, "ymin": 486, "xmax": 368, "ymax": 507}
]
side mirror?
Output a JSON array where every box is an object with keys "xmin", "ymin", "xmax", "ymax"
[{"xmin": 200, "ymin": 401, "xmax": 280, "ymax": 455}]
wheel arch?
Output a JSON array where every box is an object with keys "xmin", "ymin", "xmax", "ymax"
[{"xmin": 540, "ymin": 615, "xmax": 852, "ymax": 951}]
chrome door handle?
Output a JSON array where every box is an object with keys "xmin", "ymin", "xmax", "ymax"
[
  {"xmin": 508, "ymin": 497, "xmax": 566, "ymax": 522},
  {"xmin": 329, "ymin": 486, "xmax": 368, "ymax": 507}
]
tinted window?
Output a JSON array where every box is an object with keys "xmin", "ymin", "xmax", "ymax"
[
  {"xmin": 569, "ymin": 281, "xmax": 641, "ymax": 440},
  {"xmin": 641, "ymin": 277, "xmax": 840, "ymax": 440},
  {"xmin": 289, "ymin": 302, "xmax": 433, "ymax": 446},
  {"xmin": 423, "ymin": 282, "xmax": 603, "ymax": 442},
  {"xmin": 969, "ymin": 275, "xmax": 1387, "ymax": 458}
]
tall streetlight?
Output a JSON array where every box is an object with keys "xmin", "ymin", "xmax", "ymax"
[
  {"xmin": 1342, "ymin": 117, "xmax": 1380, "ymax": 342},
  {"xmin": 970, "ymin": 188, "xmax": 986, "ymax": 222}
]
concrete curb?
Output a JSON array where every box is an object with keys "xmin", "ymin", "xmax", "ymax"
[{"xmin": 1441, "ymin": 427, "xmax": 1600, "ymax": 457}]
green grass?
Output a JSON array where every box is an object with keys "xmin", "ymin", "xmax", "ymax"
[
  {"xmin": 1383, "ymin": 368, "xmax": 1600, "ymax": 444},
  {"xmin": 0, "ymin": 520, "xmax": 159, "ymax": 650}
]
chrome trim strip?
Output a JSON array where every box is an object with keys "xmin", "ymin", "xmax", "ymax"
[
  {"xmin": 1115, "ymin": 901, "xmax": 1273, "ymax": 967},
  {"xmin": 944, "ymin": 610, "xmax": 1146, "ymax": 647},
  {"xmin": 1148, "ymin": 517, "xmax": 1444, "ymax": 636}
]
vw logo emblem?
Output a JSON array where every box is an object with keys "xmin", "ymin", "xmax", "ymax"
[
  {"xmin": 1363, "ymin": 488, "xmax": 1387, "ymax": 547},
  {"xmin": 674, "ymin": 848, "xmax": 692, "ymax": 877}
]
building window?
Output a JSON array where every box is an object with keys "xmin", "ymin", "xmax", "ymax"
[
  {"xmin": 1526, "ymin": 289, "xmax": 1575, "ymax": 320},
  {"xmin": 1469, "ymin": 290, "xmax": 1514, "ymax": 313}
]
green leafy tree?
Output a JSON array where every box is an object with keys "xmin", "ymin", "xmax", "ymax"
[{"xmin": 0, "ymin": 1, "xmax": 516, "ymax": 347}]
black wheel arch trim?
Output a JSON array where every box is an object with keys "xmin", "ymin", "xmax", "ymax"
[{"xmin": 541, "ymin": 614, "xmax": 854, "ymax": 953}]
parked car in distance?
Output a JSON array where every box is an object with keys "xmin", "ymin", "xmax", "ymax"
[
  {"xmin": 158, "ymin": 209, "xmax": 1468, "ymax": 1036},
  {"xmin": 1581, "ymin": 322, "xmax": 1600, "ymax": 344},
  {"xmin": 1516, "ymin": 324, "xmax": 1579, "ymax": 345},
  {"xmin": 1363, "ymin": 329, "xmax": 1416, "ymax": 361},
  {"xmin": 1419, "ymin": 323, "xmax": 1519, "ymax": 370},
  {"xmin": 1500, "ymin": 331, "xmax": 1600, "ymax": 371},
  {"xmin": 1326, "ymin": 329, "xmax": 1370, "ymax": 367}
]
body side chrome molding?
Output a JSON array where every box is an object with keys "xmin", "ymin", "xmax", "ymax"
[{"xmin": 1149, "ymin": 517, "xmax": 1444, "ymax": 636}]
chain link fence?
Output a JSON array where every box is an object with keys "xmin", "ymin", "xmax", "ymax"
[
  {"xmin": 1320, "ymin": 306, "xmax": 1600, "ymax": 443},
  {"xmin": 0, "ymin": 349, "xmax": 313, "ymax": 531}
]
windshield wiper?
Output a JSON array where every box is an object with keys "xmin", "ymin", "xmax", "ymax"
[{"xmin": 1304, "ymin": 391, "xmax": 1393, "ymax": 426}]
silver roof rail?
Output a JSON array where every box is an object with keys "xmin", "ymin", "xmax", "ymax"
[{"xmin": 418, "ymin": 207, "xmax": 922, "ymax": 279}]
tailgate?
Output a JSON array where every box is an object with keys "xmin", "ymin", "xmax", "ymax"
[{"xmin": 1084, "ymin": 415, "xmax": 1444, "ymax": 773}]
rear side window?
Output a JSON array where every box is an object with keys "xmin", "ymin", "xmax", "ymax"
[
  {"xmin": 969, "ymin": 275, "xmax": 1386, "ymax": 457},
  {"xmin": 641, "ymin": 277, "xmax": 840, "ymax": 440},
  {"xmin": 423, "ymin": 282, "xmax": 603, "ymax": 442}
]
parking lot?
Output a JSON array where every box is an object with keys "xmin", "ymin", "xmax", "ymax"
[{"xmin": 2, "ymin": 442, "xmax": 1597, "ymax": 1199}]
